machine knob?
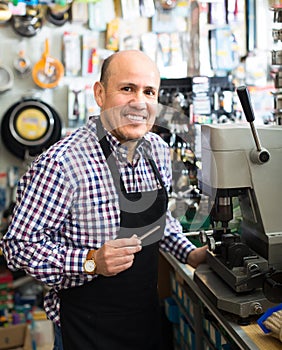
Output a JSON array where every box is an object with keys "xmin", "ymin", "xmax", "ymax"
[
  {"xmin": 199, "ymin": 230, "xmax": 208, "ymax": 245},
  {"xmin": 199, "ymin": 229, "xmax": 214, "ymax": 245},
  {"xmin": 209, "ymin": 237, "xmax": 216, "ymax": 251},
  {"xmin": 251, "ymin": 302, "xmax": 263, "ymax": 315},
  {"xmin": 248, "ymin": 263, "xmax": 260, "ymax": 274},
  {"xmin": 250, "ymin": 148, "xmax": 270, "ymax": 164}
]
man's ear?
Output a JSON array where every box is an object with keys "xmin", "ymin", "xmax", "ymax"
[{"xmin": 93, "ymin": 81, "xmax": 104, "ymax": 107}]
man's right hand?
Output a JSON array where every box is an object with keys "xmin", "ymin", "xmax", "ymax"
[{"xmin": 94, "ymin": 235, "xmax": 142, "ymax": 276}]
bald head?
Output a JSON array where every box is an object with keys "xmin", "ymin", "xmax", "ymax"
[
  {"xmin": 100, "ymin": 50, "xmax": 160, "ymax": 89},
  {"xmin": 94, "ymin": 49, "xmax": 160, "ymax": 144}
]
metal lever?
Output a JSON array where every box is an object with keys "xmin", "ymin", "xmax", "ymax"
[{"xmin": 237, "ymin": 86, "xmax": 270, "ymax": 164}]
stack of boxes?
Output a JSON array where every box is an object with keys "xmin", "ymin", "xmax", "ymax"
[
  {"xmin": 0, "ymin": 269, "xmax": 14, "ymax": 315},
  {"xmin": 0, "ymin": 268, "xmax": 32, "ymax": 350},
  {"xmin": 202, "ymin": 311, "xmax": 231, "ymax": 350},
  {"xmin": 165, "ymin": 269, "xmax": 233, "ymax": 349},
  {"xmin": 165, "ymin": 271, "xmax": 196, "ymax": 349},
  {"xmin": 0, "ymin": 267, "xmax": 54, "ymax": 350}
]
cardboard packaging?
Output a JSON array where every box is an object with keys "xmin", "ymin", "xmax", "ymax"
[{"xmin": 0, "ymin": 323, "xmax": 32, "ymax": 350}]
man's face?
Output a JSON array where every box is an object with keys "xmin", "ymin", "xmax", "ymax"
[{"xmin": 94, "ymin": 53, "xmax": 160, "ymax": 143}]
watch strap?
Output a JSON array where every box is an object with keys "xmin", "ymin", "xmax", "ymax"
[{"xmin": 86, "ymin": 249, "xmax": 96, "ymax": 260}]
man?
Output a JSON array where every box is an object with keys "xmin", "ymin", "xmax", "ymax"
[{"xmin": 1, "ymin": 50, "xmax": 207, "ymax": 349}]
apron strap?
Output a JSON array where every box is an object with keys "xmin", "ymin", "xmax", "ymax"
[{"xmin": 96, "ymin": 118, "xmax": 126, "ymax": 192}]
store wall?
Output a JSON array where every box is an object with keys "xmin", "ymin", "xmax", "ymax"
[
  {"xmin": 0, "ymin": 0, "xmax": 193, "ymax": 214},
  {"xmin": 0, "ymin": 4, "xmax": 153, "ymax": 195},
  {"xmin": 0, "ymin": 21, "xmax": 90, "ymax": 169},
  {"xmin": 0, "ymin": 6, "xmax": 109, "ymax": 215},
  {"xmin": 0, "ymin": 0, "xmax": 273, "ymax": 211}
]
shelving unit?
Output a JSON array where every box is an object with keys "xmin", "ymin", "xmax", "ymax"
[{"xmin": 166, "ymin": 268, "xmax": 235, "ymax": 350}]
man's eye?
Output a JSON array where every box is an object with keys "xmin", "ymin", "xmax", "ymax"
[
  {"xmin": 122, "ymin": 87, "xmax": 132, "ymax": 92},
  {"xmin": 145, "ymin": 90, "xmax": 156, "ymax": 96}
]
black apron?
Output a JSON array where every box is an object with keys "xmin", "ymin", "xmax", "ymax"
[{"xmin": 59, "ymin": 119, "xmax": 168, "ymax": 350}]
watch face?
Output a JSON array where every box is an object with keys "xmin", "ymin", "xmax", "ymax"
[{"xmin": 84, "ymin": 260, "xmax": 96, "ymax": 273}]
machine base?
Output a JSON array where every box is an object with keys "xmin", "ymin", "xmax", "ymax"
[{"xmin": 194, "ymin": 264, "xmax": 276, "ymax": 322}]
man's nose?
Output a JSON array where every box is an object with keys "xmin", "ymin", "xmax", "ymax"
[{"xmin": 129, "ymin": 91, "xmax": 147, "ymax": 107}]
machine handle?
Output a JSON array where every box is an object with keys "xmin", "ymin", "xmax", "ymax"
[
  {"xmin": 236, "ymin": 85, "xmax": 255, "ymax": 123},
  {"xmin": 237, "ymin": 85, "xmax": 270, "ymax": 164}
]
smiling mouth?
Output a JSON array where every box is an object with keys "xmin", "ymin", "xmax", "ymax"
[{"xmin": 124, "ymin": 114, "xmax": 147, "ymax": 123}]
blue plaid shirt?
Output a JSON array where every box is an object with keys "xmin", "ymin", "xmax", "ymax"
[{"xmin": 1, "ymin": 116, "xmax": 196, "ymax": 325}]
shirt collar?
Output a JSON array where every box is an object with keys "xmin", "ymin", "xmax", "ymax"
[{"xmin": 88, "ymin": 116, "xmax": 152, "ymax": 163}]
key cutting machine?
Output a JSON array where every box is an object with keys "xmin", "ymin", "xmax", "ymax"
[{"xmin": 194, "ymin": 86, "xmax": 282, "ymax": 323}]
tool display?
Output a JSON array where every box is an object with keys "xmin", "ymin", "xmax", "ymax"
[
  {"xmin": 11, "ymin": 5, "xmax": 43, "ymax": 37},
  {"xmin": 1, "ymin": 97, "xmax": 62, "ymax": 160},
  {"xmin": 194, "ymin": 86, "xmax": 282, "ymax": 323},
  {"xmin": 32, "ymin": 38, "xmax": 64, "ymax": 89},
  {"xmin": 0, "ymin": 63, "xmax": 14, "ymax": 93},
  {"xmin": 13, "ymin": 49, "xmax": 31, "ymax": 77}
]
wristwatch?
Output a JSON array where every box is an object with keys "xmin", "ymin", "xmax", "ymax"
[{"xmin": 83, "ymin": 249, "xmax": 97, "ymax": 274}]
